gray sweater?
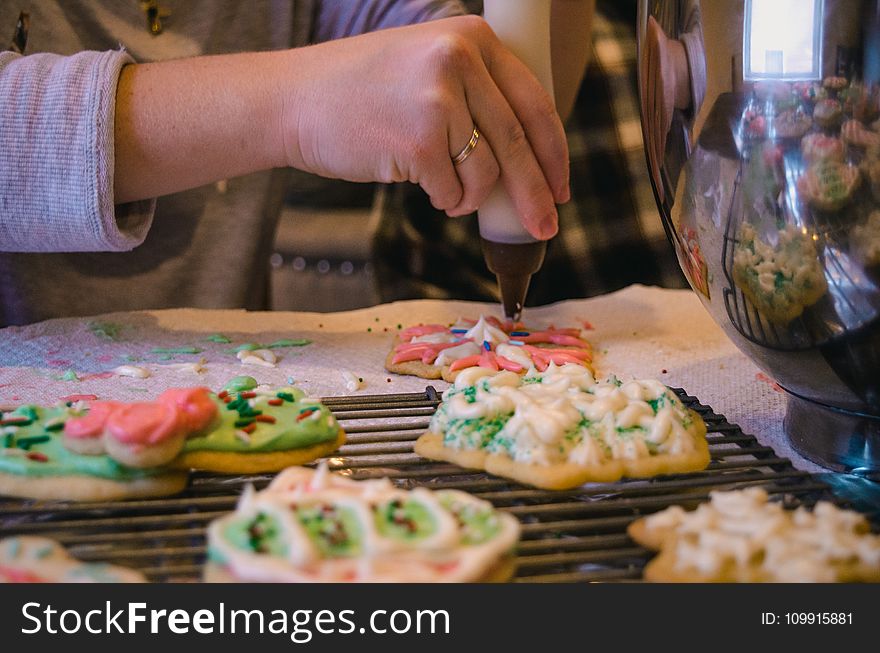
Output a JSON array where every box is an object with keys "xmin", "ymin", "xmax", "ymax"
[{"xmin": 0, "ymin": 0, "xmax": 461, "ymax": 325}]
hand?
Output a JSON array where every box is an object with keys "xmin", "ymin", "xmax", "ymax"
[{"xmin": 283, "ymin": 15, "xmax": 569, "ymax": 240}]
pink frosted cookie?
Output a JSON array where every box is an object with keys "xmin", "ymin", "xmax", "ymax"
[
  {"xmin": 841, "ymin": 119, "xmax": 880, "ymax": 148},
  {"xmin": 0, "ymin": 536, "xmax": 146, "ymax": 583},
  {"xmin": 801, "ymin": 133, "xmax": 844, "ymax": 163},
  {"xmin": 813, "ymin": 98, "xmax": 843, "ymax": 128},
  {"xmin": 385, "ymin": 315, "xmax": 594, "ymax": 383}
]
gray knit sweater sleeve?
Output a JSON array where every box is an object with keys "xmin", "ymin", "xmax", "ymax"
[{"xmin": 0, "ymin": 49, "xmax": 155, "ymax": 253}]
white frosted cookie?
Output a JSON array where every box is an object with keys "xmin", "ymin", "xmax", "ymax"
[
  {"xmin": 415, "ymin": 364, "xmax": 709, "ymax": 490},
  {"xmin": 796, "ymin": 160, "xmax": 860, "ymax": 211},
  {"xmin": 732, "ymin": 223, "xmax": 827, "ymax": 323},
  {"xmin": 628, "ymin": 487, "xmax": 880, "ymax": 582},
  {"xmin": 204, "ymin": 464, "xmax": 520, "ymax": 583},
  {"xmin": 0, "ymin": 536, "xmax": 146, "ymax": 583},
  {"xmin": 386, "ymin": 315, "xmax": 594, "ymax": 383}
]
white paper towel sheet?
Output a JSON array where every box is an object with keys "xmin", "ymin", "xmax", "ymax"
[{"xmin": 0, "ymin": 284, "xmax": 820, "ymax": 472}]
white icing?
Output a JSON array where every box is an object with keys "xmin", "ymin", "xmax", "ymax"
[
  {"xmin": 237, "ymin": 349, "xmax": 277, "ymax": 368},
  {"xmin": 162, "ymin": 358, "xmax": 207, "ymax": 374},
  {"xmin": 410, "ymin": 332, "xmax": 459, "ymax": 344},
  {"xmin": 435, "ymin": 341, "xmax": 482, "ymax": 366},
  {"xmin": 434, "ymin": 365, "xmax": 700, "ymax": 467},
  {"xmin": 207, "ymin": 465, "xmax": 520, "ymax": 582},
  {"xmin": 112, "ymin": 365, "xmax": 150, "ymax": 379},
  {"xmin": 494, "ymin": 343, "xmax": 533, "ymax": 369},
  {"xmin": 644, "ymin": 487, "xmax": 880, "ymax": 581},
  {"xmin": 340, "ymin": 370, "xmax": 364, "ymax": 393},
  {"xmin": 0, "ymin": 536, "xmax": 145, "ymax": 583},
  {"xmin": 464, "ymin": 316, "xmax": 509, "ymax": 346}
]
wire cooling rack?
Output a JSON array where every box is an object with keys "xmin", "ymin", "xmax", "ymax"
[{"xmin": 0, "ymin": 387, "xmax": 846, "ymax": 582}]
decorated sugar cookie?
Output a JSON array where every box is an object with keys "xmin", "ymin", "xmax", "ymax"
[
  {"xmin": 386, "ymin": 315, "xmax": 593, "ymax": 383},
  {"xmin": 415, "ymin": 364, "xmax": 709, "ymax": 490},
  {"xmin": 204, "ymin": 465, "xmax": 520, "ymax": 582},
  {"xmin": 627, "ymin": 487, "xmax": 880, "ymax": 582},
  {"xmin": 0, "ymin": 536, "xmax": 146, "ymax": 583},
  {"xmin": 0, "ymin": 378, "xmax": 345, "ymax": 500}
]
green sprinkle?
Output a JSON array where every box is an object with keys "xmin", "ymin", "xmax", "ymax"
[
  {"xmin": 61, "ymin": 369, "xmax": 79, "ymax": 382},
  {"xmin": 237, "ymin": 408, "xmax": 262, "ymax": 418},
  {"xmin": 88, "ymin": 321, "xmax": 123, "ymax": 341},
  {"xmin": 44, "ymin": 420, "xmax": 65, "ymax": 432},
  {"xmin": 3, "ymin": 433, "xmax": 13, "ymax": 448},
  {"xmin": 266, "ymin": 339, "xmax": 310, "ymax": 348},
  {"xmin": 230, "ymin": 343, "xmax": 260, "ymax": 353},
  {"xmin": 226, "ymin": 398, "xmax": 245, "ymax": 411},
  {"xmin": 234, "ymin": 418, "xmax": 255, "ymax": 427},
  {"xmin": 206, "ymin": 333, "xmax": 232, "ymax": 343},
  {"xmin": 276, "ymin": 392, "xmax": 295, "ymax": 402},
  {"xmin": 151, "ymin": 346, "xmax": 203, "ymax": 355},
  {"xmin": 20, "ymin": 407, "xmax": 38, "ymax": 422},
  {"xmin": 224, "ymin": 376, "xmax": 258, "ymax": 393},
  {"xmin": 396, "ymin": 324, "xmax": 402, "ymax": 330},
  {"xmin": 16, "ymin": 435, "xmax": 51, "ymax": 450},
  {"xmin": 367, "ymin": 327, "xmax": 372, "ymax": 332}
]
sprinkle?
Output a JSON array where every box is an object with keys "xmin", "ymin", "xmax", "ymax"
[
  {"xmin": 234, "ymin": 429, "xmax": 251, "ymax": 443},
  {"xmin": 1, "ymin": 416, "xmax": 31, "ymax": 426},
  {"xmin": 112, "ymin": 365, "xmax": 151, "ymax": 379},
  {"xmin": 16, "ymin": 435, "xmax": 50, "ymax": 450},
  {"xmin": 276, "ymin": 392, "xmax": 295, "ymax": 402},
  {"xmin": 508, "ymin": 340, "xmax": 525, "ymax": 346},
  {"xmin": 206, "ymin": 333, "xmax": 232, "ymax": 343},
  {"xmin": 267, "ymin": 338, "xmax": 310, "ymax": 348},
  {"xmin": 255, "ymin": 415, "xmax": 276, "ymax": 424},
  {"xmin": 509, "ymin": 331, "xmax": 530, "ymax": 337},
  {"xmin": 234, "ymin": 418, "xmax": 255, "ymax": 428},
  {"xmin": 386, "ymin": 378, "xmax": 392, "ymax": 383},
  {"xmin": 241, "ymin": 423, "xmax": 257, "ymax": 434},
  {"xmin": 59, "ymin": 394, "xmax": 97, "ymax": 403},
  {"xmin": 61, "ymin": 369, "xmax": 79, "ymax": 382},
  {"xmin": 222, "ymin": 396, "xmax": 232, "ymax": 404},
  {"xmin": 43, "ymin": 418, "xmax": 65, "ymax": 431},
  {"xmin": 375, "ymin": 317, "xmax": 380, "ymax": 322},
  {"xmin": 286, "ymin": 377, "xmax": 295, "ymax": 385},
  {"xmin": 450, "ymin": 328, "xmax": 468, "ymax": 334},
  {"xmin": 367, "ymin": 327, "xmax": 372, "ymax": 332},
  {"xmin": 151, "ymin": 346, "xmax": 203, "ymax": 355},
  {"xmin": 396, "ymin": 324, "xmax": 402, "ymax": 330},
  {"xmin": 267, "ymin": 398, "xmax": 283, "ymax": 406},
  {"xmin": 26, "ymin": 452, "xmax": 49, "ymax": 463},
  {"xmin": 296, "ymin": 408, "xmax": 317, "ymax": 422},
  {"xmin": 483, "ymin": 341, "xmax": 491, "ymax": 351},
  {"xmin": 218, "ymin": 390, "xmax": 229, "ymax": 399},
  {"xmin": 3, "ymin": 433, "xmax": 13, "ymax": 448},
  {"xmin": 237, "ymin": 391, "xmax": 255, "ymax": 399}
]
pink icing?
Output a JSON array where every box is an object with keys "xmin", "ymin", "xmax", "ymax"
[
  {"xmin": 399, "ymin": 324, "xmax": 447, "ymax": 339},
  {"xmin": 0, "ymin": 566, "xmax": 46, "ymax": 583},
  {"xmin": 105, "ymin": 402, "xmax": 183, "ymax": 446},
  {"xmin": 158, "ymin": 387, "xmax": 218, "ymax": 433},
  {"xmin": 392, "ymin": 341, "xmax": 466, "ymax": 365},
  {"xmin": 63, "ymin": 401, "xmax": 122, "ymax": 440}
]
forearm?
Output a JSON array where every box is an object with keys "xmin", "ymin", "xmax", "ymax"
[
  {"xmin": 114, "ymin": 51, "xmax": 291, "ymax": 204},
  {"xmin": 551, "ymin": 0, "xmax": 594, "ymax": 123}
]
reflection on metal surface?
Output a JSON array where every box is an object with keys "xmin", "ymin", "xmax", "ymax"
[{"xmin": 638, "ymin": 0, "xmax": 880, "ymax": 471}]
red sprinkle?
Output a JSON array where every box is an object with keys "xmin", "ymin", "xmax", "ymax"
[
  {"xmin": 267, "ymin": 398, "xmax": 284, "ymax": 406},
  {"xmin": 222, "ymin": 396, "xmax": 232, "ymax": 404},
  {"xmin": 296, "ymin": 408, "xmax": 317, "ymax": 422},
  {"xmin": 218, "ymin": 390, "xmax": 229, "ymax": 399},
  {"xmin": 59, "ymin": 394, "xmax": 98, "ymax": 403},
  {"xmin": 255, "ymin": 415, "xmax": 276, "ymax": 424},
  {"xmin": 0, "ymin": 417, "xmax": 30, "ymax": 425},
  {"xmin": 239, "ymin": 391, "xmax": 257, "ymax": 399},
  {"xmin": 26, "ymin": 452, "xmax": 49, "ymax": 463},
  {"xmin": 241, "ymin": 423, "xmax": 257, "ymax": 434}
]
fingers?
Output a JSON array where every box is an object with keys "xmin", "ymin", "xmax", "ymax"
[
  {"xmin": 461, "ymin": 60, "xmax": 561, "ymax": 240},
  {"xmin": 446, "ymin": 115, "xmax": 500, "ymax": 217}
]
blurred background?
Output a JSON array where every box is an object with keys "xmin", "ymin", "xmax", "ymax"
[{"xmin": 269, "ymin": 0, "xmax": 686, "ymax": 312}]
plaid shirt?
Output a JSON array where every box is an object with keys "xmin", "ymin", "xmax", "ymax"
[{"xmin": 372, "ymin": 0, "xmax": 686, "ymax": 306}]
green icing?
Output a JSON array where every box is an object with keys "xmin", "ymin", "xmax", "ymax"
[
  {"xmin": 60, "ymin": 369, "xmax": 79, "ymax": 382},
  {"xmin": 223, "ymin": 512, "xmax": 288, "ymax": 556},
  {"xmin": 437, "ymin": 492, "xmax": 501, "ymax": 545},
  {"xmin": 267, "ymin": 339, "xmax": 310, "ymax": 348},
  {"xmin": 182, "ymin": 389, "xmax": 339, "ymax": 453},
  {"xmin": 0, "ymin": 405, "xmax": 167, "ymax": 481},
  {"xmin": 205, "ymin": 333, "xmax": 232, "ymax": 344},
  {"xmin": 151, "ymin": 346, "xmax": 203, "ymax": 355},
  {"xmin": 88, "ymin": 321, "xmax": 123, "ymax": 341},
  {"xmin": 223, "ymin": 376, "xmax": 258, "ymax": 393},
  {"xmin": 374, "ymin": 499, "xmax": 436, "ymax": 541},
  {"xmin": 297, "ymin": 505, "xmax": 361, "ymax": 557}
]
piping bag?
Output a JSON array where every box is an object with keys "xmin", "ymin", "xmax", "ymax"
[{"xmin": 479, "ymin": 0, "xmax": 555, "ymax": 321}]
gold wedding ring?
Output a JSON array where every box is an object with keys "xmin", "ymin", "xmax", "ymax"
[{"xmin": 452, "ymin": 127, "xmax": 481, "ymax": 166}]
